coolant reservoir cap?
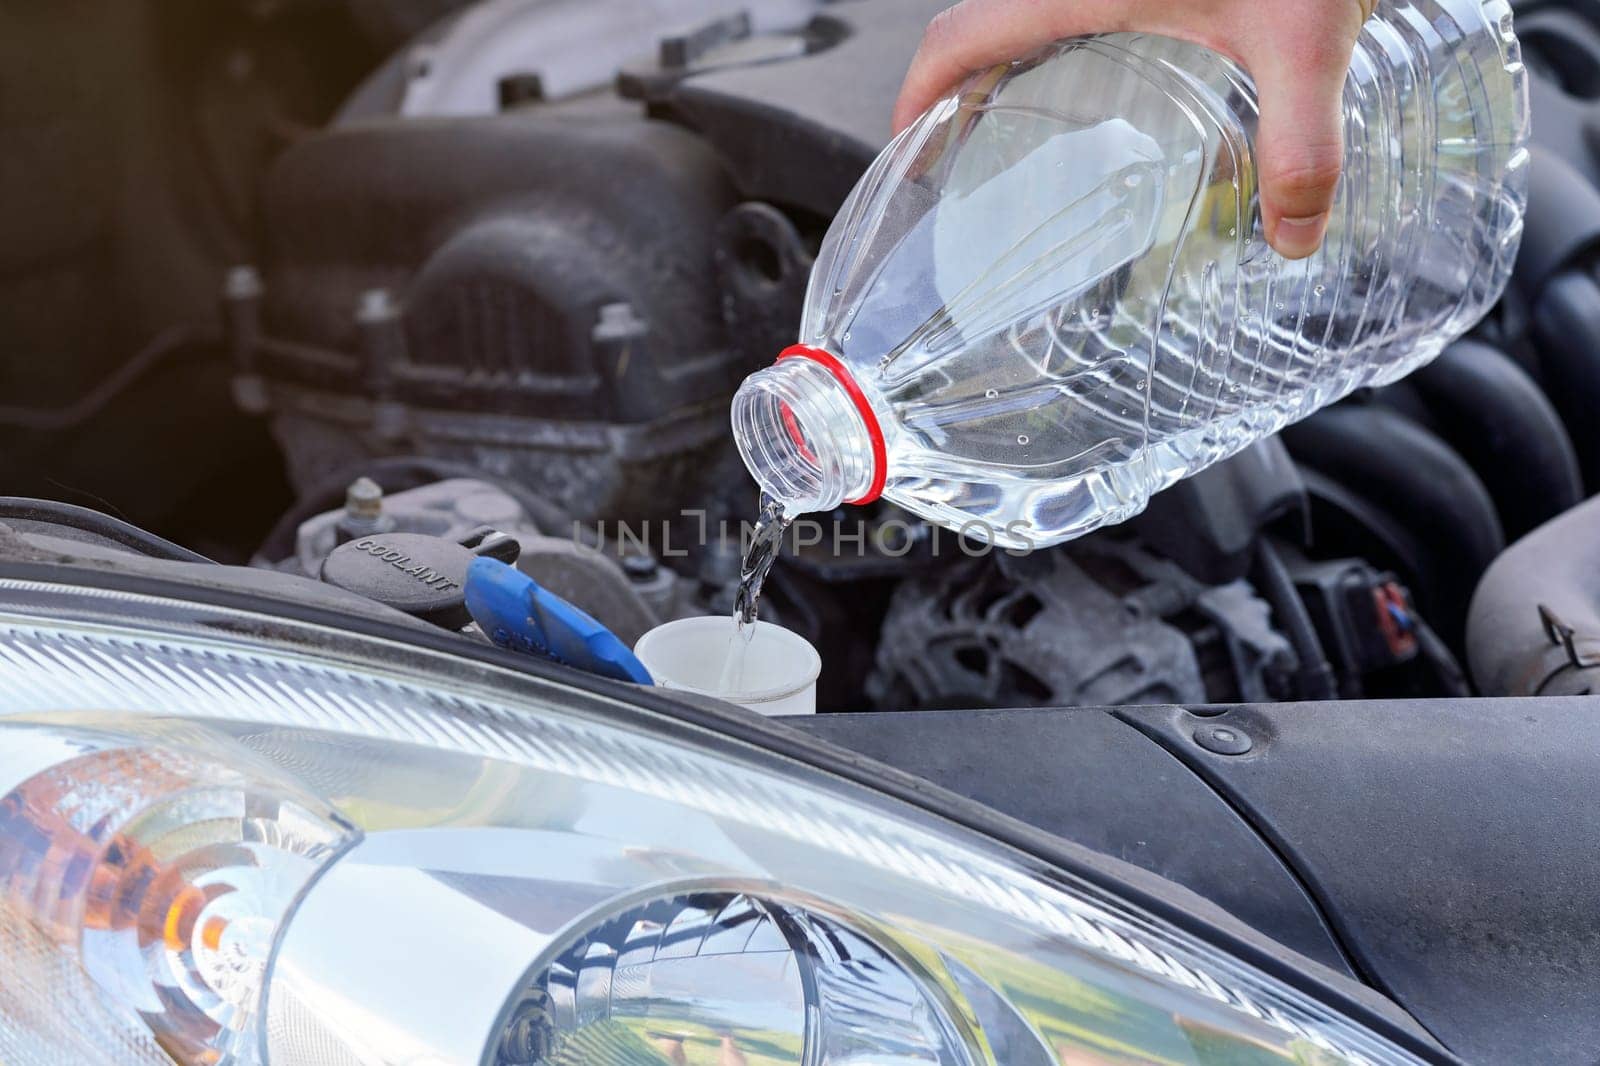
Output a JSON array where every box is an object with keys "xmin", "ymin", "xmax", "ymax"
[{"xmin": 320, "ymin": 529, "xmax": 519, "ymax": 628}]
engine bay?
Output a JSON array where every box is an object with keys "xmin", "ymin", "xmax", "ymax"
[{"xmin": 4, "ymin": 0, "xmax": 1600, "ymax": 711}]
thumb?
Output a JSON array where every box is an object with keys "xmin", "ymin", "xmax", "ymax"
[{"xmin": 1249, "ymin": 39, "xmax": 1352, "ymax": 259}]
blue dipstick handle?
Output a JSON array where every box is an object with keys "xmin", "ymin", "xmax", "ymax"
[{"xmin": 464, "ymin": 557, "xmax": 654, "ymax": 685}]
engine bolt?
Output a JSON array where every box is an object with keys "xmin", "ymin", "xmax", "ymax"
[
  {"xmin": 345, "ymin": 477, "xmax": 384, "ymax": 520},
  {"xmin": 335, "ymin": 477, "xmax": 397, "ymax": 545},
  {"xmin": 1193, "ymin": 723, "xmax": 1253, "ymax": 756},
  {"xmin": 622, "ymin": 554, "xmax": 659, "ymax": 580}
]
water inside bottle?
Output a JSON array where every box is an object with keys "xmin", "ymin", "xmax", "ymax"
[
  {"xmin": 716, "ymin": 494, "xmax": 792, "ymax": 694},
  {"xmin": 732, "ymin": 9, "xmax": 1527, "ymax": 549}
]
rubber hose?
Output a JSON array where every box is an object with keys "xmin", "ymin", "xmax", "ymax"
[
  {"xmin": 1512, "ymin": 147, "xmax": 1600, "ymax": 299},
  {"xmin": 1468, "ymin": 495, "xmax": 1600, "ymax": 697},
  {"xmin": 1412, "ymin": 615, "xmax": 1472, "ymax": 698},
  {"xmin": 0, "ymin": 326, "xmax": 199, "ymax": 431},
  {"xmin": 1401, "ymin": 340, "xmax": 1583, "ymax": 539},
  {"xmin": 1281, "ymin": 403, "xmax": 1504, "ymax": 649},
  {"xmin": 0, "ymin": 497, "xmax": 214, "ymax": 565},
  {"xmin": 1531, "ymin": 270, "xmax": 1600, "ymax": 490},
  {"xmin": 1252, "ymin": 539, "xmax": 1338, "ymax": 701}
]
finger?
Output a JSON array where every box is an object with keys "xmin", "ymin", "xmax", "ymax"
[
  {"xmin": 1247, "ymin": 33, "xmax": 1356, "ymax": 258},
  {"xmin": 892, "ymin": 0, "xmax": 1139, "ymax": 133}
]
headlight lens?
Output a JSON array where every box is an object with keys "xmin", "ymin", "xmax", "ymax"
[{"xmin": 0, "ymin": 580, "xmax": 1432, "ymax": 1066}]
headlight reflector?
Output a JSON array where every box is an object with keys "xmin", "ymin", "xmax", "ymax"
[
  {"xmin": 0, "ymin": 581, "xmax": 1437, "ymax": 1065},
  {"xmin": 0, "ymin": 719, "xmax": 352, "ymax": 1066}
]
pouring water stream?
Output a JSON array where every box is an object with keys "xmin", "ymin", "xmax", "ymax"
[{"xmin": 716, "ymin": 493, "xmax": 793, "ymax": 694}]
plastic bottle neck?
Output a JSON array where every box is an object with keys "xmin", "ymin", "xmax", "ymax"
[{"xmin": 731, "ymin": 347, "xmax": 885, "ymax": 514}]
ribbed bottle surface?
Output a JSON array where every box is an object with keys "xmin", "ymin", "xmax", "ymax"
[{"xmin": 736, "ymin": 0, "xmax": 1529, "ymax": 547}]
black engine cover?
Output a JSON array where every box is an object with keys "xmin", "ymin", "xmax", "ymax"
[{"xmin": 249, "ymin": 99, "xmax": 743, "ymax": 521}]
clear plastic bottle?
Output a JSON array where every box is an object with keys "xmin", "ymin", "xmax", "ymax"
[{"xmin": 731, "ymin": 0, "xmax": 1529, "ymax": 549}]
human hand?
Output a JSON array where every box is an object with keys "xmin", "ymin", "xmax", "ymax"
[{"xmin": 893, "ymin": 0, "xmax": 1377, "ymax": 259}]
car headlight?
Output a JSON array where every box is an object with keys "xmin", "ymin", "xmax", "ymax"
[{"xmin": 0, "ymin": 577, "xmax": 1438, "ymax": 1066}]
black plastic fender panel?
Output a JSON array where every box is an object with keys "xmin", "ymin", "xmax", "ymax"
[
  {"xmin": 795, "ymin": 708, "xmax": 1353, "ymax": 973},
  {"xmin": 798, "ymin": 696, "xmax": 1600, "ymax": 1066},
  {"xmin": 1115, "ymin": 697, "xmax": 1600, "ymax": 1066}
]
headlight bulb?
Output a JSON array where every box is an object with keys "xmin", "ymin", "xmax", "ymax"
[
  {"xmin": 0, "ymin": 720, "xmax": 353, "ymax": 1066},
  {"xmin": 500, "ymin": 895, "xmax": 808, "ymax": 1065},
  {"xmin": 498, "ymin": 892, "xmax": 969, "ymax": 1066}
]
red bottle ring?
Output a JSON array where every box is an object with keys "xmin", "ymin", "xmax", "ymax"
[{"xmin": 775, "ymin": 344, "xmax": 887, "ymax": 506}]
